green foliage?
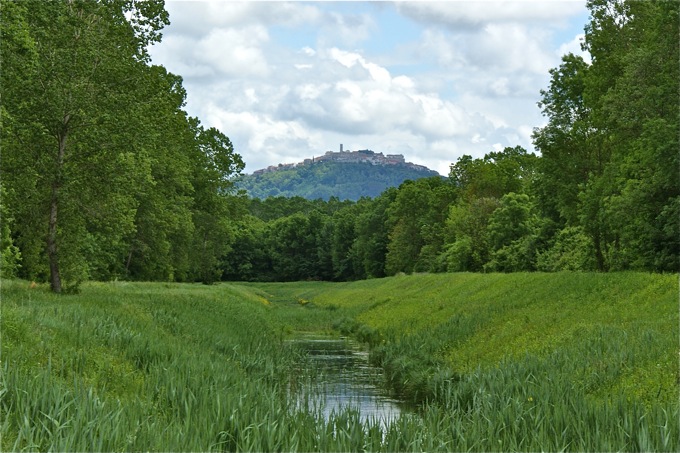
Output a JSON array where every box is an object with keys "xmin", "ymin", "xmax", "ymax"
[
  {"xmin": 449, "ymin": 146, "xmax": 538, "ymax": 201},
  {"xmin": 3, "ymin": 274, "xmax": 677, "ymax": 451},
  {"xmin": 329, "ymin": 205, "xmax": 361, "ymax": 280},
  {"xmin": 188, "ymin": 127, "xmax": 245, "ymax": 284},
  {"xmin": 484, "ymin": 193, "xmax": 543, "ymax": 272},
  {"xmin": 534, "ymin": 0, "xmax": 679, "ymax": 272},
  {"xmin": 442, "ymin": 197, "xmax": 500, "ymax": 272},
  {"xmin": 223, "ymin": 193, "xmax": 400, "ymax": 282},
  {"xmin": 536, "ymin": 226, "xmax": 597, "ymax": 271},
  {"xmin": 385, "ymin": 177, "xmax": 457, "ymax": 275},
  {"xmin": 0, "ymin": 184, "xmax": 21, "ymax": 279},
  {"xmin": 2, "ymin": 2, "xmax": 245, "ymax": 290},
  {"xmin": 265, "ymin": 211, "xmax": 330, "ymax": 281},
  {"xmin": 351, "ymin": 190, "xmax": 395, "ymax": 279},
  {"xmin": 3, "ymin": 0, "xmax": 675, "ymax": 287},
  {"xmin": 221, "ymin": 215, "xmax": 270, "ymax": 281},
  {"xmin": 1, "ymin": 0, "xmax": 175, "ymax": 292},
  {"xmin": 237, "ymin": 161, "xmax": 440, "ymax": 201}
]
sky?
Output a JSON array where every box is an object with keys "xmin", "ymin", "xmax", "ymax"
[{"xmin": 149, "ymin": 1, "xmax": 591, "ymax": 175}]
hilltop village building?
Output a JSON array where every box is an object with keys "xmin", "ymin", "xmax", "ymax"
[{"xmin": 253, "ymin": 147, "xmax": 430, "ymax": 175}]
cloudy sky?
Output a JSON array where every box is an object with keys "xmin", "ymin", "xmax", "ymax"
[{"xmin": 149, "ymin": 1, "xmax": 591, "ymax": 175}]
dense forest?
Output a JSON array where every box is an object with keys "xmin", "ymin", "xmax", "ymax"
[
  {"xmin": 2, "ymin": 0, "xmax": 678, "ymax": 292},
  {"xmin": 236, "ymin": 161, "xmax": 441, "ymax": 201},
  {"xmin": 1, "ymin": 0, "xmax": 245, "ymax": 291}
]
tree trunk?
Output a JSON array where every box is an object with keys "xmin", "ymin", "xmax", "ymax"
[
  {"xmin": 593, "ymin": 230, "xmax": 605, "ymax": 272},
  {"xmin": 47, "ymin": 182, "xmax": 61, "ymax": 293},
  {"xmin": 125, "ymin": 247, "xmax": 134, "ymax": 274},
  {"xmin": 48, "ymin": 119, "xmax": 69, "ymax": 293}
]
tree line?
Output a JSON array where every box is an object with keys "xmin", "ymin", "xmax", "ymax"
[
  {"xmin": 2, "ymin": 0, "xmax": 244, "ymax": 292},
  {"xmin": 2, "ymin": 0, "xmax": 678, "ymax": 291},
  {"xmin": 222, "ymin": 0, "xmax": 679, "ymax": 281}
]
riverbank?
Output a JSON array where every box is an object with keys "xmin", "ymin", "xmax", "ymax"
[
  {"xmin": 2, "ymin": 272, "xmax": 678, "ymax": 451},
  {"xmin": 245, "ymin": 272, "xmax": 680, "ymax": 450},
  {"xmin": 295, "ymin": 273, "xmax": 678, "ymax": 402}
]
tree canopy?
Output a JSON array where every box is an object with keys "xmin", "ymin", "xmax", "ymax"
[
  {"xmin": 2, "ymin": 0, "xmax": 244, "ymax": 291},
  {"xmin": 2, "ymin": 0, "xmax": 676, "ymax": 289}
]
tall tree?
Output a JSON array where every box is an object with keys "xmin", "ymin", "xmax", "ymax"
[
  {"xmin": 531, "ymin": 54, "xmax": 594, "ymax": 227},
  {"xmin": 441, "ymin": 197, "xmax": 500, "ymax": 272},
  {"xmin": 450, "ymin": 146, "xmax": 537, "ymax": 202},
  {"xmin": 592, "ymin": 0, "xmax": 680, "ymax": 271},
  {"xmin": 267, "ymin": 212, "xmax": 324, "ymax": 281},
  {"xmin": 121, "ymin": 67, "xmax": 196, "ymax": 282},
  {"xmin": 188, "ymin": 126, "xmax": 245, "ymax": 283},
  {"xmin": 534, "ymin": 0, "xmax": 679, "ymax": 271},
  {"xmin": 329, "ymin": 204, "xmax": 360, "ymax": 281},
  {"xmin": 485, "ymin": 193, "xmax": 542, "ymax": 272},
  {"xmin": 2, "ymin": 0, "xmax": 169, "ymax": 292},
  {"xmin": 221, "ymin": 215, "xmax": 271, "ymax": 282},
  {"xmin": 0, "ymin": 183, "xmax": 21, "ymax": 279},
  {"xmin": 385, "ymin": 177, "xmax": 455, "ymax": 275},
  {"xmin": 352, "ymin": 191, "xmax": 395, "ymax": 279}
]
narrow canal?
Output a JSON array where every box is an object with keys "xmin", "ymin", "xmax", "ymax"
[{"xmin": 290, "ymin": 334, "xmax": 406, "ymax": 427}]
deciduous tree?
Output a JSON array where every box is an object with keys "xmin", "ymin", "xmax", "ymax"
[{"xmin": 2, "ymin": 0, "xmax": 168, "ymax": 292}]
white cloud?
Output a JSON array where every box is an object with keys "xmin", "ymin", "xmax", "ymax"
[
  {"xmin": 198, "ymin": 26, "xmax": 270, "ymax": 78},
  {"xmin": 416, "ymin": 29, "xmax": 465, "ymax": 68},
  {"xmin": 393, "ymin": 75, "xmax": 415, "ymax": 90},
  {"xmin": 274, "ymin": 48, "xmax": 481, "ymax": 143},
  {"xmin": 149, "ymin": 1, "xmax": 589, "ymax": 176},
  {"xmin": 163, "ymin": 2, "xmax": 323, "ymax": 35},
  {"xmin": 301, "ymin": 46, "xmax": 316, "ymax": 57},
  {"xmin": 321, "ymin": 11, "xmax": 377, "ymax": 46},
  {"xmin": 395, "ymin": 1, "xmax": 585, "ymax": 29},
  {"xmin": 490, "ymin": 77, "xmax": 510, "ymax": 96},
  {"xmin": 469, "ymin": 23, "xmax": 553, "ymax": 74},
  {"xmin": 329, "ymin": 48, "xmax": 362, "ymax": 68},
  {"xmin": 205, "ymin": 106, "xmax": 322, "ymax": 172}
]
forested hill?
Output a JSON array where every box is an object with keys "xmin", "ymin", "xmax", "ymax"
[{"xmin": 236, "ymin": 161, "xmax": 441, "ymax": 201}]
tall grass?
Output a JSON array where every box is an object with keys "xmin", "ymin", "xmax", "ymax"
[
  {"xmin": 2, "ymin": 273, "xmax": 678, "ymax": 451},
  {"xmin": 272, "ymin": 272, "xmax": 680, "ymax": 451},
  {"xmin": 1, "ymin": 280, "xmax": 409, "ymax": 451}
]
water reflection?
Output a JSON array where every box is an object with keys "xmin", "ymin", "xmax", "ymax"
[{"xmin": 290, "ymin": 335, "xmax": 404, "ymax": 426}]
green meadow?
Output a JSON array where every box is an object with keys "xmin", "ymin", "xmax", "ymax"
[{"xmin": 2, "ymin": 273, "xmax": 678, "ymax": 451}]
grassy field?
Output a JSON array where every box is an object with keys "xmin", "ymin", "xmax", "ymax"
[{"xmin": 1, "ymin": 273, "xmax": 678, "ymax": 451}]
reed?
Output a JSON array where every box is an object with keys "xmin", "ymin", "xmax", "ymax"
[
  {"xmin": 2, "ymin": 280, "xmax": 394, "ymax": 451},
  {"xmin": 278, "ymin": 272, "xmax": 680, "ymax": 451},
  {"xmin": 2, "ymin": 273, "xmax": 677, "ymax": 451}
]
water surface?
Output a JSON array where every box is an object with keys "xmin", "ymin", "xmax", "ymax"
[{"xmin": 290, "ymin": 335, "xmax": 404, "ymax": 426}]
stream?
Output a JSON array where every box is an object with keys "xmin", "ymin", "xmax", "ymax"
[{"xmin": 289, "ymin": 334, "xmax": 405, "ymax": 426}]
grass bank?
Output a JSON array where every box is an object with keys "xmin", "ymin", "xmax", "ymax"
[
  {"xmin": 254, "ymin": 272, "xmax": 680, "ymax": 450},
  {"xmin": 306, "ymin": 273, "xmax": 677, "ymax": 392},
  {"xmin": 1, "ymin": 272, "xmax": 678, "ymax": 451}
]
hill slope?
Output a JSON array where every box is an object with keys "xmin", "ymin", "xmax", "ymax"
[
  {"xmin": 250, "ymin": 272, "xmax": 678, "ymax": 451},
  {"xmin": 251, "ymin": 272, "xmax": 677, "ymax": 405},
  {"xmin": 236, "ymin": 161, "xmax": 441, "ymax": 200}
]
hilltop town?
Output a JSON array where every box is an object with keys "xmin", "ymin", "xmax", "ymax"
[{"xmin": 252, "ymin": 146, "xmax": 432, "ymax": 175}]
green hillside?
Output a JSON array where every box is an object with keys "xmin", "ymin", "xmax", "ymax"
[
  {"xmin": 236, "ymin": 161, "xmax": 441, "ymax": 200},
  {"xmin": 3, "ymin": 273, "xmax": 677, "ymax": 451},
  {"xmin": 252, "ymin": 272, "xmax": 678, "ymax": 405}
]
